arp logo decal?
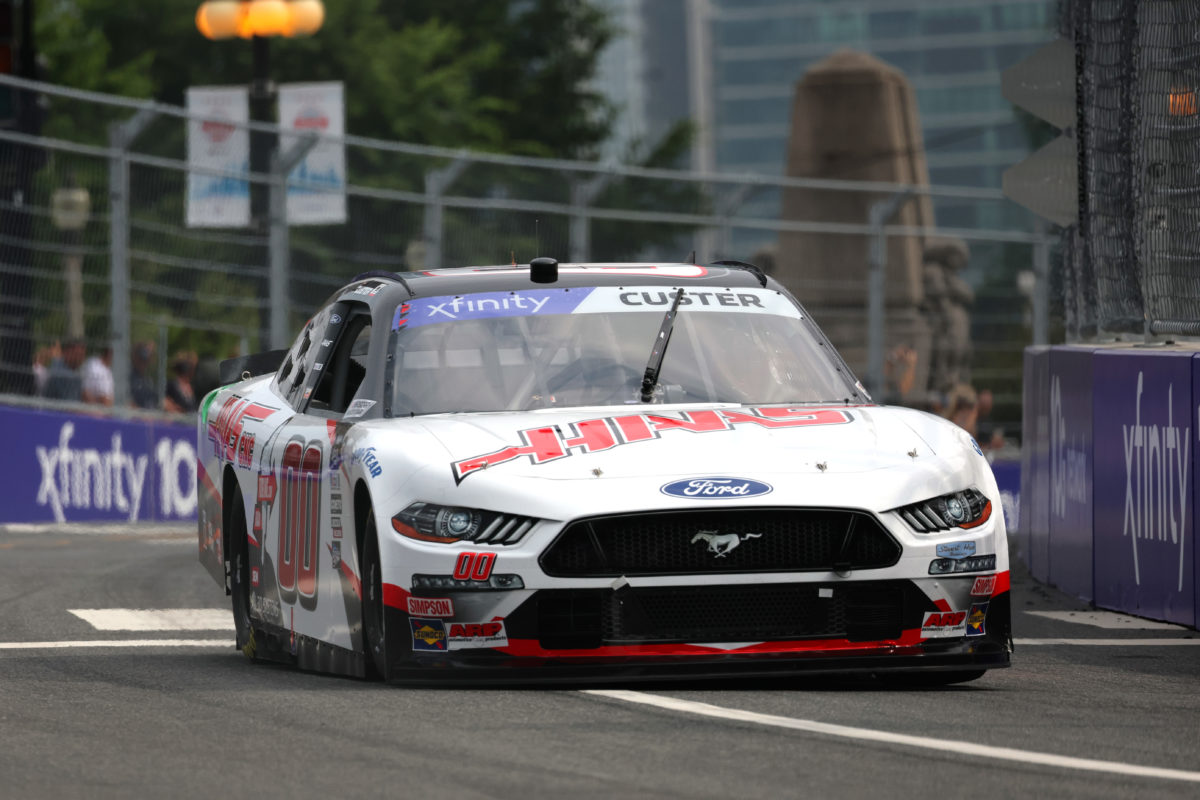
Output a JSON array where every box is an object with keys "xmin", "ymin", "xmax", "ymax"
[
  {"xmin": 452, "ymin": 407, "xmax": 853, "ymax": 482},
  {"xmin": 921, "ymin": 610, "xmax": 967, "ymax": 638},
  {"xmin": 936, "ymin": 541, "xmax": 976, "ymax": 560},
  {"xmin": 966, "ymin": 603, "xmax": 988, "ymax": 636},
  {"xmin": 661, "ymin": 477, "xmax": 772, "ymax": 499},
  {"xmin": 447, "ymin": 621, "xmax": 508, "ymax": 650},
  {"xmin": 407, "ymin": 597, "xmax": 455, "ymax": 617},
  {"xmin": 410, "ymin": 618, "xmax": 447, "ymax": 651},
  {"xmin": 970, "ymin": 575, "xmax": 997, "ymax": 596}
]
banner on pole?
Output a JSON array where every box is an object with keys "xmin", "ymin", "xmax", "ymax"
[
  {"xmin": 186, "ymin": 85, "xmax": 251, "ymax": 228},
  {"xmin": 278, "ymin": 81, "xmax": 347, "ymax": 225}
]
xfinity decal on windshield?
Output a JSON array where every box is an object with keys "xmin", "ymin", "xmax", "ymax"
[
  {"xmin": 394, "ymin": 287, "xmax": 801, "ymax": 330},
  {"xmin": 451, "ymin": 406, "xmax": 853, "ymax": 482}
]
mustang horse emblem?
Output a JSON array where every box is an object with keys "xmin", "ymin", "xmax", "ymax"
[{"xmin": 690, "ymin": 531, "xmax": 763, "ymax": 558}]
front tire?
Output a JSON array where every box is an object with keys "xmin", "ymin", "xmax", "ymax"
[{"xmin": 361, "ymin": 511, "xmax": 390, "ymax": 679}]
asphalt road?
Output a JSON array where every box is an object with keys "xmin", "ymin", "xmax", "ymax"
[{"xmin": 1, "ymin": 526, "xmax": 1198, "ymax": 800}]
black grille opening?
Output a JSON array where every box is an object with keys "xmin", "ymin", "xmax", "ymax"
[
  {"xmin": 540, "ymin": 508, "xmax": 900, "ymax": 578},
  {"xmin": 536, "ymin": 582, "xmax": 908, "ymax": 649}
]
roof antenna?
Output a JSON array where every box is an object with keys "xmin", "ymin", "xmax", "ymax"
[
  {"xmin": 688, "ymin": 250, "xmax": 695, "ymax": 264},
  {"xmin": 511, "ymin": 250, "xmax": 516, "ymax": 266},
  {"xmin": 535, "ymin": 218, "xmax": 540, "ymax": 259}
]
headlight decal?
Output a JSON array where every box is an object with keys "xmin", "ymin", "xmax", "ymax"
[
  {"xmin": 392, "ymin": 501, "xmax": 538, "ymax": 545},
  {"xmin": 895, "ymin": 488, "xmax": 991, "ymax": 533}
]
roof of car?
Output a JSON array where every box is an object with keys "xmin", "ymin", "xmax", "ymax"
[{"xmin": 336, "ymin": 262, "xmax": 781, "ymax": 305}]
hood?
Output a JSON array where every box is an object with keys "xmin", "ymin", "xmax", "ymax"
[{"xmin": 413, "ymin": 404, "xmax": 937, "ymax": 483}]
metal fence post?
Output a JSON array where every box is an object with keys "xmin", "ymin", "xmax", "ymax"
[
  {"xmin": 422, "ymin": 159, "xmax": 467, "ymax": 269},
  {"xmin": 569, "ymin": 173, "xmax": 613, "ymax": 263},
  {"xmin": 268, "ymin": 133, "xmax": 318, "ymax": 350},
  {"xmin": 108, "ymin": 108, "xmax": 156, "ymax": 408},
  {"xmin": 866, "ymin": 189, "xmax": 915, "ymax": 396}
]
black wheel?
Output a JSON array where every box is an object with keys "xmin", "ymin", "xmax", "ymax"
[
  {"xmin": 882, "ymin": 669, "xmax": 986, "ymax": 688},
  {"xmin": 228, "ymin": 486, "xmax": 258, "ymax": 661},
  {"xmin": 361, "ymin": 511, "xmax": 389, "ymax": 680}
]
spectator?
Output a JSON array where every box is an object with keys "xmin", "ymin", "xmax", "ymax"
[
  {"xmin": 130, "ymin": 341, "xmax": 158, "ymax": 409},
  {"xmin": 944, "ymin": 382, "xmax": 979, "ymax": 438},
  {"xmin": 163, "ymin": 353, "xmax": 198, "ymax": 413},
  {"xmin": 881, "ymin": 344, "xmax": 918, "ymax": 406},
  {"xmin": 43, "ymin": 339, "xmax": 86, "ymax": 401},
  {"xmin": 32, "ymin": 342, "xmax": 61, "ymax": 396},
  {"xmin": 81, "ymin": 345, "xmax": 115, "ymax": 406}
]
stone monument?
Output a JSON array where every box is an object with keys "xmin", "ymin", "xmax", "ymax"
[{"xmin": 775, "ymin": 49, "xmax": 936, "ymax": 398}]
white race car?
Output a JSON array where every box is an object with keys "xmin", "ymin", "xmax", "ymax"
[{"xmin": 198, "ymin": 260, "xmax": 1011, "ymax": 684}]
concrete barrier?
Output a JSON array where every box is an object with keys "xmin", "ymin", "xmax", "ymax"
[
  {"xmin": 0, "ymin": 400, "xmax": 196, "ymax": 524},
  {"xmin": 1022, "ymin": 344, "xmax": 1199, "ymax": 628}
]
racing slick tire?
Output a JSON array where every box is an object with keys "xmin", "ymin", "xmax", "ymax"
[
  {"xmin": 228, "ymin": 485, "xmax": 258, "ymax": 661},
  {"xmin": 362, "ymin": 510, "xmax": 394, "ymax": 680}
]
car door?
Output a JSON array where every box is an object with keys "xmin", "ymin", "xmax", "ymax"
[{"xmin": 256, "ymin": 300, "xmax": 374, "ymax": 651}]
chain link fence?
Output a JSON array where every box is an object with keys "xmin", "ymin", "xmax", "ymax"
[
  {"xmin": 1068, "ymin": 0, "xmax": 1200, "ymax": 337},
  {"xmin": 0, "ymin": 74, "xmax": 1049, "ymax": 438}
]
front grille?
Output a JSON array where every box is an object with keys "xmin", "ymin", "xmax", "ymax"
[
  {"xmin": 540, "ymin": 508, "xmax": 900, "ymax": 577},
  {"xmin": 536, "ymin": 582, "xmax": 908, "ymax": 648}
]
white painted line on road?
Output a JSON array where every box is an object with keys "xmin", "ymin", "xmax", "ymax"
[
  {"xmin": 584, "ymin": 690, "xmax": 1200, "ymax": 784},
  {"xmin": 0, "ymin": 639, "xmax": 233, "ymax": 650},
  {"xmin": 1025, "ymin": 610, "xmax": 1188, "ymax": 630},
  {"xmin": 1016, "ymin": 638, "xmax": 1200, "ymax": 646},
  {"xmin": 69, "ymin": 609, "xmax": 234, "ymax": 631}
]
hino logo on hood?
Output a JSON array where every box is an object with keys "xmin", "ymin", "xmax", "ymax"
[
  {"xmin": 691, "ymin": 531, "xmax": 762, "ymax": 558},
  {"xmin": 661, "ymin": 477, "xmax": 772, "ymax": 499}
]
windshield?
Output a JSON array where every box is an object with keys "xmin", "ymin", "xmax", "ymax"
[{"xmin": 389, "ymin": 286, "xmax": 857, "ymax": 414}]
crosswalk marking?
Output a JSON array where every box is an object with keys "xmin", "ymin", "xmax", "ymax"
[{"xmin": 68, "ymin": 608, "xmax": 233, "ymax": 631}]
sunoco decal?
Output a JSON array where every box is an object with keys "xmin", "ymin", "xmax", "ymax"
[
  {"xmin": 452, "ymin": 406, "xmax": 852, "ymax": 482},
  {"xmin": 661, "ymin": 477, "xmax": 772, "ymax": 499}
]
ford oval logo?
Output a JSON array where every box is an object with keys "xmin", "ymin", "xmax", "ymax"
[{"xmin": 660, "ymin": 477, "xmax": 773, "ymax": 499}]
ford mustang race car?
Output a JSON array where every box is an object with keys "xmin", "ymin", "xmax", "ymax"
[{"xmin": 198, "ymin": 259, "xmax": 1011, "ymax": 684}]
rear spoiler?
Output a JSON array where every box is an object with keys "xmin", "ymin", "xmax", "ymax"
[{"xmin": 219, "ymin": 349, "xmax": 288, "ymax": 386}]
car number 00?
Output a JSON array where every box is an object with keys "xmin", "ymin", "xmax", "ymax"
[{"xmin": 452, "ymin": 552, "xmax": 495, "ymax": 581}]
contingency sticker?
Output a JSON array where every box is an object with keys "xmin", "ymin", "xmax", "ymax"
[
  {"xmin": 966, "ymin": 603, "xmax": 988, "ymax": 636},
  {"xmin": 921, "ymin": 610, "xmax": 968, "ymax": 638},
  {"xmin": 344, "ymin": 398, "xmax": 376, "ymax": 419},
  {"xmin": 446, "ymin": 621, "xmax": 508, "ymax": 650},
  {"xmin": 410, "ymin": 619, "xmax": 447, "ymax": 652}
]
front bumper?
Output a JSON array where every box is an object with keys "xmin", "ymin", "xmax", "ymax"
[{"xmin": 382, "ymin": 576, "xmax": 1012, "ymax": 681}]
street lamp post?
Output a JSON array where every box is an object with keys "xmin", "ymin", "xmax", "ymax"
[{"xmin": 195, "ymin": 0, "xmax": 325, "ymax": 227}]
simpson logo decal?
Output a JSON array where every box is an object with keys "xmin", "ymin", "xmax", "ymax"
[
  {"xmin": 447, "ymin": 621, "xmax": 508, "ymax": 650},
  {"xmin": 661, "ymin": 477, "xmax": 772, "ymax": 499},
  {"xmin": 921, "ymin": 610, "xmax": 968, "ymax": 638},
  {"xmin": 936, "ymin": 541, "xmax": 977, "ymax": 560},
  {"xmin": 410, "ymin": 619, "xmax": 447, "ymax": 651},
  {"xmin": 453, "ymin": 407, "xmax": 852, "ymax": 482},
  {"xmin": 407, "ymin": 597, "xmax": 455, "ymax": 617},
  {"xmin": 966, "ymin": 602, "xmax": 988, "ymax": 636},
  {"xmin": 970, "ymin": 575, "xmax": 997, "ymax": 596}
]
